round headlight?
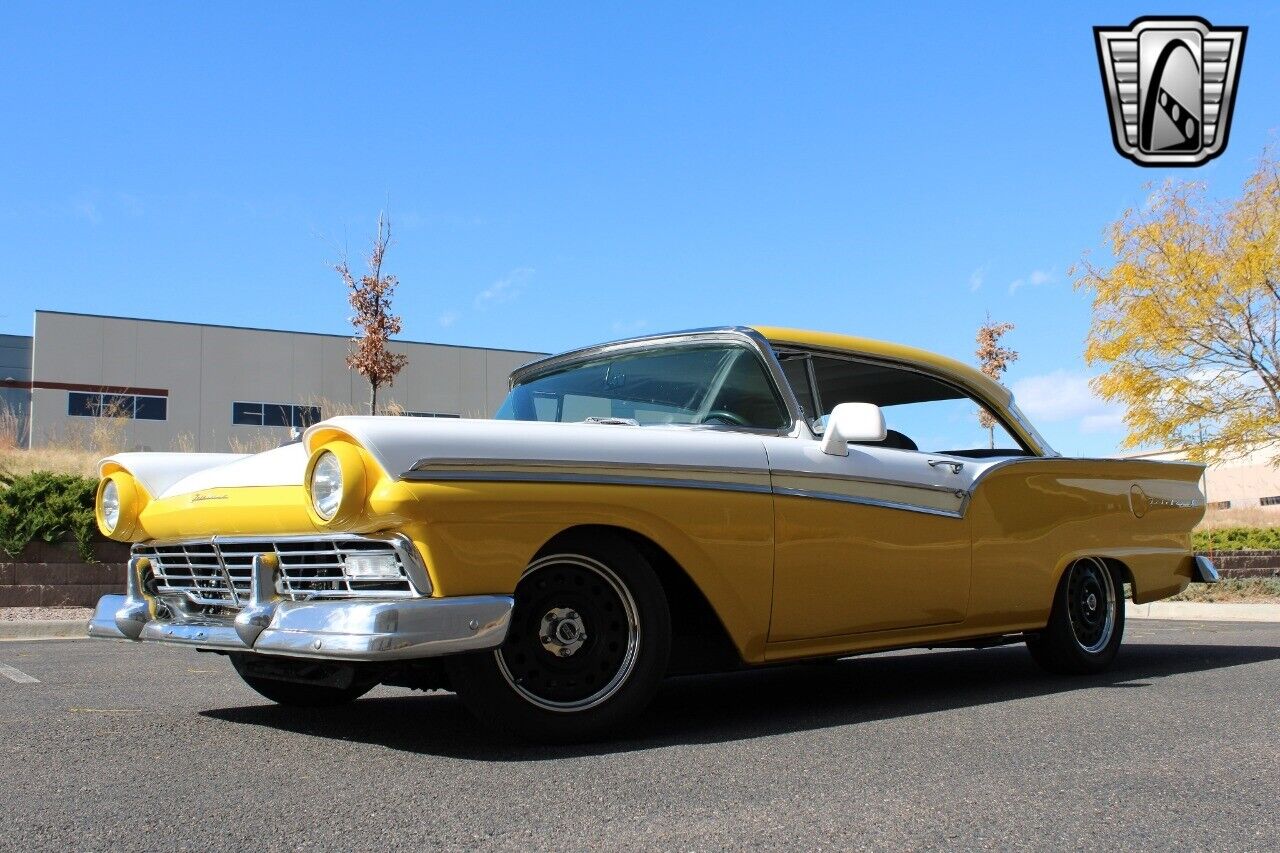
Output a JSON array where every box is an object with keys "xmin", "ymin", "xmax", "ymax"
[
  {"xmin": 311, "ymin": 451, "xmax": 344, "ymax": 520},
  {"xmin": 101, "ymin": 479, "xmax": 120, "ymax": 533}
]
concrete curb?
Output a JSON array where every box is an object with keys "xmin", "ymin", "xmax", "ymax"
[
  {"xmin": 1, "ymin": 606, "xmax": 1276, "ymax": 642},
  {"xmin": 0, "ymin": 620, "xmax": 90, "ymax": 642},
  {"xmin": 1126, "ymin": 601, "xmax": 1280, "ymax": 623}
]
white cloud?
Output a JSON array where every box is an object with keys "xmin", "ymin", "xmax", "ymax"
[
  {"xmin": 968, "ymin": 265, "xmax": 987, "ymax": 292},
  {"xmin": 1011, "ymin": 369, "xmax": 1123, "ymax": 430},
  {"xmin": 1081, "ymin": 412, "xmax": 1125, "ymax": 433},
  {"xmin": 437, "ymin": 310, "xmax": 460, "ymax": 328},
  {"xmin": 475, "ymin": 267, "xmax": 534, "ymax": 309},
  {"xmin": 1009, "ymin": 268, "xmax": 1054, "ymax": 295}
]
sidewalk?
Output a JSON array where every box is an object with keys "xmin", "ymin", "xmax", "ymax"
[{"xmin": 1126, "ymin": 601, "xmax": 1280, "ymax": 623}]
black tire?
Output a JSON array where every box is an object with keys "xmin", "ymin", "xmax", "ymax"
[
  {"xmin": 230, "ymin": 654, "xmax": 375, "ymax": 707},
  {"xmin": 446, "ymin": 532, "xmax": 672, "ymax": 742},
  {"xmin": 1026, "ymin": 557, "xmax": 1125, "ymax": 675}
]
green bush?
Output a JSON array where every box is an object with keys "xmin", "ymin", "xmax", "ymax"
[
  {"xmin": 0, "ymin": 471, "xmax": 99, "ymax": 562},
  {"xmin": 1194, "ymin": 526, "xmax": 1280, "ymax": 552}
]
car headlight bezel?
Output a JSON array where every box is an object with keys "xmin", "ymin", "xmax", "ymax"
[
  {"xmin": 101, "ymin": 479, "xmax": 121, "ymax": 532},
  {"xmin": 310, "ymin": 451, "xmax": 344, "ymax": 520},
  {"xmin": 305, "ymin": 442, "xmax": 368, "ymax": 527},
  {"xmin": 96, "ymin": 472, "xmax": 144, "ymax": 540}
]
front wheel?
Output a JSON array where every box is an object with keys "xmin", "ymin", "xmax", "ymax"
[
  {"xmin": 1026, "ymin": 557, "xmax": 1125, "ymax": 675},
  {"xmin": 446, "ymin": 534, "xmax": 671, "ymax": 742}
]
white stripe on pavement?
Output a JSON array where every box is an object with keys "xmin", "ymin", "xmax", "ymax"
[{"xmin": 0, "ymin": 662, "xmax": 40, "ymax": 683}]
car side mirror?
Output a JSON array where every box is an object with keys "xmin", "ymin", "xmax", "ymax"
[{"xmin": 819, "ymin": 402, "xmax": 887, "ymax": 456}]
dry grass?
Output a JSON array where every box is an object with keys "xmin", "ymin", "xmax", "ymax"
[
  {"xmin": 227, "ymin": 431, "xmax": 283, "ymax": 455},
  {"xmin": 1171, "ymin": 577, "xmax": 1280, "ymax": 602},
  {"xmin": 1196, "ymin": 507, "xmax": 1280, "ymax": 531},
  {"xmin": 0, "ymin": 446, "xmax": 102, "ymax": 478},
  {"xmin": 0, "ymin": 402, "xmax": 23, "ymax": 450}
]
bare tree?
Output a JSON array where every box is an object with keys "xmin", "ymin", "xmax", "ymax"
[
  {"xmin": 976, "ymin": 314, "xmax": 1018, "ymax": 448},
  {"xmin": 335, "ymin": 213, "xmax": 409, "ymax": 414}
]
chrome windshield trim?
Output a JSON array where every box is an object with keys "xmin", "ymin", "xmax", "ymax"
[{"xmin": 503, "ymin": 326, "xmax": 804, "ymax": 436}]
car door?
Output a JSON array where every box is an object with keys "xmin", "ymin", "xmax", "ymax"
[
  {"xmin": 763, "ymin": 352, "xmax": 1029, "ymax": 643},
  {"xmin": 764, "ymin": 434, "xmax": 975, "ymax": 642}
]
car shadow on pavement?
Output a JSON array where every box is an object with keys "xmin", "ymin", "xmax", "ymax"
[{"xmin": 201, "ymin": 641, "xmax": 1280, "ymax": 760}]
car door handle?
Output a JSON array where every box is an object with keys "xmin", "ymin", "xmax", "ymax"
[{"xmin": 927, "ymin": 459, "xmax": 964, "ymax": 474}]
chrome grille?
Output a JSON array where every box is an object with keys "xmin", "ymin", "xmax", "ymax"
[{"xmin": 135, "ymin": 535, "xmax": 421, "ymax": 609}]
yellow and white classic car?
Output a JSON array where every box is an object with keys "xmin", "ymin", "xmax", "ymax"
[{"xmin": 89, "ymin": 326, "xmax": 1215, "ymax": 740}]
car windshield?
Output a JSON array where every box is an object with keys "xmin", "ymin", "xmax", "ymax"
[{"xmin": 496, "ymin": 343, "xmax": 790, "ymax": 429}]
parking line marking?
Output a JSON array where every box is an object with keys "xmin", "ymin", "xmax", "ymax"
[{"xmin": 0, "ymin": 662, "xmax": 39, "ymax": 683}]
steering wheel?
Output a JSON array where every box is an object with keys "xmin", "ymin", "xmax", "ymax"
[{"xmin": 699, "ymin": 409, "xmax": 750, "ymax": 427}]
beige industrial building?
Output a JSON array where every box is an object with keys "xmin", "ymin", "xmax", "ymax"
[
  {"xmin": 1125, "ymin": 447, "xmax": 1280, "ymax": 514},
  {"xmin": 5, "ymin": 311, "xmax": 545, "ymax": 452}
]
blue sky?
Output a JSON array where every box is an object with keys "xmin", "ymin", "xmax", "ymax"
[{"xmin": 2, "ymin": 2, "xmax": 1276, "ymax": 456}]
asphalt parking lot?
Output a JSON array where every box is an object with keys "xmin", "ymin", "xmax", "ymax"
[{"xmin": 1, "ymin": 621, "xmax": 1277, "ymax": 851}]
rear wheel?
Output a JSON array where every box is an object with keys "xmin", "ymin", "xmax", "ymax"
[
  {"xmin": 230, "ymin": 654, "xmax": 376, "ymax": 707},
  {"xmin": 1027, "ymin": 557, "xmax": 1124, "ymax": 674},
  {"xmin": 446, "ymin": 533, "xmax": 671, "ymax": 742}
]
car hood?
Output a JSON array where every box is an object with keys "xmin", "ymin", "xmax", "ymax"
[{"xmin": 101, "ymin": 417, "xmax": 774, "ymax": 500}]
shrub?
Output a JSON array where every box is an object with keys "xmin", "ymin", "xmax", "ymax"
[
  {"xmin": 1193, "ymin": 526, "xmax": 1280, "ymax": 552},
  {"xmin": 0, "ymin": 471, "xmax": 99, "ymax": 562}
]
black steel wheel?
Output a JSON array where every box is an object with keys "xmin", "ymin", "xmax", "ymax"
[
  {"xmin": 496, "ymin": 553, "xmax": 641, "ymax": 711},
  {"xmin": 446, "ymin": 532, "xmax": 671, "ymax": 742},
  {"xmin": 1027, "ymin": 557, "xmax": 1125, "ymax": 675}
]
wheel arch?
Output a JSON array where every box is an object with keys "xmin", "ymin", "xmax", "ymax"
[
  {"xmin": 534, "ymin": 524, "xmax": 745, "ymax": 674},
  {"xmin": 1051, "ymin": 552, "xmax": 1135, "ymax": 598}
]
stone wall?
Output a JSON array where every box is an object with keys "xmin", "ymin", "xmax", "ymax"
[
  {"xmin": 1209, "ymin": 550, "xmax": 1280, "ymax": 578},
  {"xmin": 0, "ymin": 539, "xmax": 128, "ymax": 607},
  {"xmin": 0, "ymin": 542, "xmax": 1274, "ymax": 609}
]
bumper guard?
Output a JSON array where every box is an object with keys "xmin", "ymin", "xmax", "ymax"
[{"xmin": 89, "ymin": 555, "xmax": 513, "ymax": 662}]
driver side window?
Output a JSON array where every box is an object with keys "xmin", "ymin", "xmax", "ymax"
[{"xmin": 798, "ymin": 355, "xmax": 1025, "ymax": 455}]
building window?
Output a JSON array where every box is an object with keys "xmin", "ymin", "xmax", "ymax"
[
  {"xmin": 68, "ymin": 392, "xmax": 167, "ymax": 421},
  {"xmin": 1207, "ymin": 500, "xmax": 1232, "ymax": 510},
  {"xmin": 1260, "ymin": 496, "xmax": 1280, "ymax": 507},
  {"xmin": 232, "ymin": 401, "xmax": 322, "ymax": 428},
  {"xmin": 402, "ymin": 411, "xmax": 460, "ymax": 418}
]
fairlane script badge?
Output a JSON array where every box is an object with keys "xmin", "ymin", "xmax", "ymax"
[
  {"xmin": 1094, "ymin": 17, "xmax": 1246, "ymax": 166},
  {"xmin": 190, "ymin": 493, "xmax": 228, "ymax": 503}
]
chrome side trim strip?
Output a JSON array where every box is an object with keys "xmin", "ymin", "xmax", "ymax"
[
  {"xmin": 409, "ymin": 457, "xmax": 765, "ymax": 477},
  {"xmin": 769, "ymin": 468, "xmax": 962, "ymax": 496},
  {"xmin": 771, "ymin": 486, "xmax": 963, "ymax": 518},
  {"xmin": 406, "ymin": 464, "xmax": 965, "ymax": 517},
  {"xmin": 406, "ymin": 469, "xmax": 774, "ymax": 495}
]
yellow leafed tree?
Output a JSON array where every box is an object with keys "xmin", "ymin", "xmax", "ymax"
[{"xmin": 1074, "ymin": 149, "xmax": 1280, "ymax": 463}]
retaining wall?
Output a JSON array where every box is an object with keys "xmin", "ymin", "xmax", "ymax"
[{"xmin": 0, "ymin": 540, "xmax": 128, "ymax": 607}]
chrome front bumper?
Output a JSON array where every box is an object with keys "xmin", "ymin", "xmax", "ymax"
[{"xmin": 89, "ymin": 555, "xmax": 513, "ymax": 662}]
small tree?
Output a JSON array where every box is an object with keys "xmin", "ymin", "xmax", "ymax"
[
  {"xmin": 975, "ymin": 315, "xmax": 1018, "ymax": 448},
  {"xmin": 335, "ymin": 213, "xmax": 409, "ymax": 414},
  {"xmin": 1074, "ymin": 149, "xmax": 1280, "ymax": 463}
]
